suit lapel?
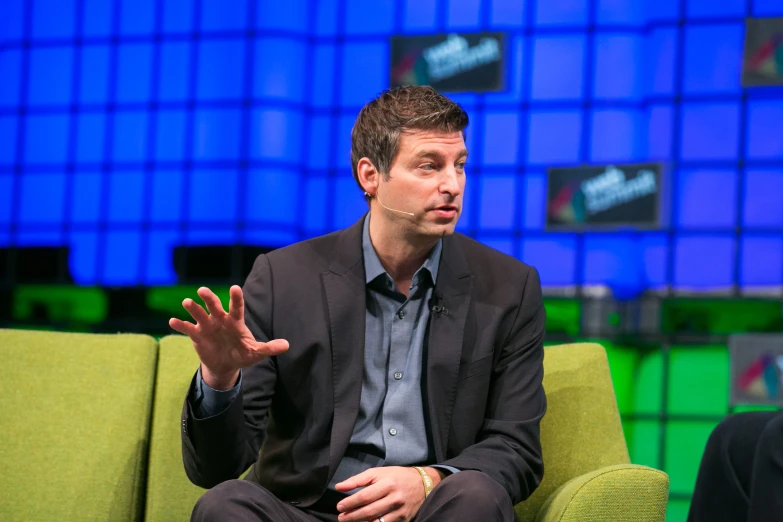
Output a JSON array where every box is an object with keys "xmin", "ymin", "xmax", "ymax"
[
  {"xmin": 426, "ymin": 235, "xmax": 473, "ymax": 462},
  {"xmin": 323, "ymin": 216, "xmax": 367, "ymax": 480}
]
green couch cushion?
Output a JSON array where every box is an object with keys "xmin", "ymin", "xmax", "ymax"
[
  {"xmin": 145, "ymin": 335, "xmax": 206, "ymax": 522},
  {"xmin": 515, "ymin": 343, "xmax": 632, "ymax": 521},
  {"xmin": 534, "ymin": 464, "xmax": 670, "ymax": 522},
  {"xmin": 0, "ymin": 329, "xmax": 157, "ymax": 522}
]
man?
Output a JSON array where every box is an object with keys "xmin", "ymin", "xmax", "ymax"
[
  {"xmin": 688, "ymin": 411, "xmax": 783, "ymax": 522},
  {"xmin": 171, "ymin": 85, "xmax": 546, "ymax": 522}
]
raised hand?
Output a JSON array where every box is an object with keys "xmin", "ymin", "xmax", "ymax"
[{"xmin": 169, "ymin": 285, "xmax": 289, "ymax": 390}]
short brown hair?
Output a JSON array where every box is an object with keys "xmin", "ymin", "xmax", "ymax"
[{"xmin": 350, "ymin": 85, "xmax": 469, "ymax": 196}]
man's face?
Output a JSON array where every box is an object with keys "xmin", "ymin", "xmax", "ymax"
[{"xmin": 377, "ymin": 129, "xmax": 467, "ymax": 239}]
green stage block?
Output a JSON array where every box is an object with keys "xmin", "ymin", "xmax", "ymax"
[
  {"xmin": 732, "ymin": 404, "xmax": 779, "ymax": 413},
  {"xmin": 668, "ymin": 345, "xmax": 729, "ymax": 415},
  {"xmin": 602, "ymin": 342, "xmax": 639, "ymax": 415},
  {"xmin": 635, "ymin": 348, "xmax": 663, "ymax": 414},
  {"xmin": 147, "ymin": 286, "xmax": 231, "ymax": 320},
  {"xmin": 543, "ymin": 298, "xmax": 580, "ymax": 336},
  {"xmin": 662, "ymin": 299, "xmax": 782, "ymax": 334},
  {"xmin": 666, "ymin": 499, "xmax": 691, "ymax": 522},
  {"xmin": 13, "ymin": 286, "xmax": 107, "ymax": 324},
  {"xmin": 665, "ymin": 421, "xmax": 719, "ymax": 495},
  {"xmin": 623, "ymin": 419, "xmax": 660, "ymax": 469}
]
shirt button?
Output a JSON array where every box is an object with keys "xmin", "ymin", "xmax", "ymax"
[
  {"xmin": 394, "ymin": 372, "xmax": 403, "ymax": 380},
  {"xmin": 398, "ymin": 310, "xmax": 405, "ymax": 319},
  {"xmin": 389, "ymin": 428, "xmax": 398, "ymax": 436}
]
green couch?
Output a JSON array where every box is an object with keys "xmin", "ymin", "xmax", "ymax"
[{"xmin": 0, "ymin": 329, "xmax": 668, "ymax": 521}]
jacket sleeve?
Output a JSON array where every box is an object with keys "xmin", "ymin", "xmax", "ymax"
[
  {"xmin": 181, "ymin": 254, "xmax": 278, "ymax": 489},
  {"xmin": 437, "ymin": 266, "xmax": 547, "ymax": 505}
]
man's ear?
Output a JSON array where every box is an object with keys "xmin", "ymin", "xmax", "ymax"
[{"xmin": 357, "ymin": 157, "xmax": 380, "ymax": 197}]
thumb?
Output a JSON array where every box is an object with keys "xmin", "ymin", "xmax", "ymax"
[
  {"xmin": 335, "ymin": 469, "xmax": 377, "ymax": 491},
  {"xmin": 256, "ymin": 338, "xmax": 289, "ymax": 356}
]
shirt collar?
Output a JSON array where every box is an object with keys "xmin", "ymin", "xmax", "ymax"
[{"xmin": 362, "ymin": 213, "xmax": 442, "ymax": 288}]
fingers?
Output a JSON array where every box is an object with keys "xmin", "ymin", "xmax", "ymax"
[
  {"xmin": 337, "ymin": 493, "xmax": 395, "ymax": 522},
  {"xmin": 335, "ymin": 469, "xmax": 376, "ymax": 493},
  {"xmin": 197, "ymin": 287, "xmax": 227, "ymax": 317},
  {"xmin": 257, "ymin": 338, "xmax": 290, "ymax": 357},
  {"xmin": 169, "ymin": 317, "xmax": 198, "ymax": 337},
  {"xmin": 182, "ymin": 297, "xmax": 210, "ymax": 324},
  {"xmin": 228, "ymin": 285, "xmax": 244, "ymax": 321}
]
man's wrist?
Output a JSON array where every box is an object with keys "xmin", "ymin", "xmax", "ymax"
[{"xmin": 200, "ymin": 364, "xmax": 240, "ymax": 391}]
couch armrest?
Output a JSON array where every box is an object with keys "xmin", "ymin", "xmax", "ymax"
[{"xmin": 533, "ymin": 464, "xmax": 670, "ymax": 522}]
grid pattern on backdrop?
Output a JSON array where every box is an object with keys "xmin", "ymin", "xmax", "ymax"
[{"xmin": 2, "ymin": 0, "xmax": 783, "ymax": 520}]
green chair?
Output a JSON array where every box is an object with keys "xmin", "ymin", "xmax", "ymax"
[
  {"xmin": 0, "ymin": 329, "xmax": 157, "ymax": 522},
  {"xmin": 517, "ymin": 343, "xmax": 669, "ymax": 522}
]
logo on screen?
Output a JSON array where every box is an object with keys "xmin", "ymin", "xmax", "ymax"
[
  {"xmin": 743, "ymin": 17, "xmax": 783, "ymax": 87},
  {"xmin": 737, "ymin": 353, "xmax": 783, "ymax": 400}
]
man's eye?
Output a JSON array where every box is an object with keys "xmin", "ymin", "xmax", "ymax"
[{"xmin": 421, "ymin": 164, "xmax": 435, "ymax": 170}]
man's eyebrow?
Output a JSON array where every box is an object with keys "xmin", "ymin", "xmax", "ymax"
[{"xmin": 414, "ymin": 149, "xmax": 469, "ymax": 160}]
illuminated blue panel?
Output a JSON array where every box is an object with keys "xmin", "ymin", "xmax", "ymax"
[
  {"xmin": 447, "ymin": 0, "xmax": 481, "ymax": 28},
  {"xmin": 0, "ymin": 49, "xmax": 21, "ymax": 107},
  {"xmin": 531, "ymin": 36, "xmax": 585, "ymax": 100},
  {"xmin": 197, "ymin": 40, "xmax": 246, "ymax": 100},
  {"xmin": 249, "ymin": 109, "xmax": 303, "ymax": 162},
  {"xmin": 150, "ymin": 170, "xmax": 184, "ymax": 223},
  {"xmin": 70, "ymin": 173, "xmax": 101, "ymax": 224},
  {"xmin": 647, "ymin": 0, "xmax": 679, "ymax": 20},
  {"xmin": 340, "ymin": 42, "xmax": 388, "ymax": 107},
  {"xmin": 79, "ymin": 46, "xmax": 111, "ymax": 105},
  {"xmin": 254, "ymin": 39, "xmax": 307, "ymax": 103},
  {"xmin": 486, "ymin": 35, "xmax": 525, "ymax": 104},
  {"xmin": 683, "ymin": 25, "xmax": 743, "ymax": 94},
  {"xmin": 346, "ymin": 0, "xmax": 394, "ymax": 34},
  {"xmin": 480, "ymin": 238, "xmax": 514, "ymax": 257},
  {"xmin": 681, "ymin": 103, "xmax": 740, "ymax": 161},
  {"xmin": 535, "ymin": 0, "xmax": 587, "ymax": 25},
  {"xmin": 483, "ymin": 112, "xmax": 519, "ymax": 165},
  {"xmin": 108, "ymin": 171, "xmax": 145, "ymax": 224},
  {"xmin": 480, "ymin": 175, "xmax": 515, "ymax": 229},
  {"xmin": 674, "ymin": 235, "xmax": 734, "ymax": 289},
  {"xmin": 741, "ymin": 236, "xmax": 783, "ymax": 287},
  {"xmin": 336, "ymin": 114, "xmax": 355, "ymax": 170},
  {"xmin": 648, "ymin": 105, "xmax": 673, "ymax": 160},
  {"xmin": 754, "ymin": 0, "xmax": 783, "ymax": 15},
  {"xmin": 646, "ymin": 28, "xmax": 677, "ymax": 97},
  {"xmin": 19, "ymin": 173, "xmax": 66, "ymax": 224},
  {"xmin": 119, "ymin": 0, "xmax": 155, "ymax": 35},
  {"xmin": 158, "ymin": 43, "xmax": 191, "ymax": 102},
  {"xmin": 304, "ymin": 176, "xmax": 328, "ymax": 233},
  {"xmin": 103, "ymin": 231, "xmax": 142, "ymax": 285},
  {"xmin": 189, "ymin": 169, "xmax": 239, "ymax": 223},
  {"xmin": 522, "ymin": 173, "xmax": 546, "ymax": 230},
  {"xmin": 743, "ymin": 170, "xmax": 783, "ymax": 228},
  {"xmin": 404, "ymin": 0, "xmax": 437, "ymax": 29},
  {"xmin": 186, "ymin": 227, "xmax": 237, "ymax": 245},
  {"xmin": 308, "ymin": 116, "xmax": 332, "ymax": 169},
  {"xmin": 333, "ymin": 176, "xmax": 367, "ymax": 230},
  {"xmin": 154, "ymin": 110, "xmax": 187, "ymax": 161},
  {"xmin": 258, "ymin": 0, "xmax": 309, "ymax": 33},
  {"xmin": 314, "ymin": 0, "xmax": 338, "ymax": 36},
  {"xmin": 15, "ymin": 229, "xmax": 62, "ymax": 246},
  {"xmin": 31, "ymin": 0, "xmax": 76, "ymax": 39},
  {"xmin": 25, "ymin": 115, "xmax": 69, "ymax": 164},
  {"xmin": 676, "ymin": 169, "xmax": 737, "ymax": 229},
  {"xmin": 686, "ymin": 0, "xmax": 745, "ymax": 18},
  {"xmin": 116, "ymin": 44, "xmax": 153, "ymax": 103},
  {"xmin": 112, "ymin": 111, "xmax": 149, "ymax": 162},
  {"xmin": 69, "ymin": 232, "xmax": 99, "ymax": 284},
  {"xmin": 491, "ymin": 0, "xmax": 525, "ymax": 27},
  {"xmin": 75, "ymin": 114, "xmax": 106, "ymax": 163},
  {"xmin": 246, "ymin": 169, "xmax": 301, "ymax": 226},
  {"xmin": 590, "ymin": 109, "xmax": 644, "ymax": 163},
  {"xmin": 593, "ymin": 34, "xmax": 643, "ymax": 100},
  {"xmin": 145, "ymin": 230, "xmax": 180, "ymax": 285},
  {"xmin": 0, "ymin": 0, "xmax": 24, "ymax": 41},
  {"xmin": 82, "ymin": 0, "xmax": 113, "ymax": 37},
  {"xmin": 583, "ymin": 235, "xmax": 646, "ymax": 299},
  {"xmin": 746, "ymin": 101, "xmax": 783, "ymax": 160},
  {"xmin": 0, "ymin": 116, "xmax": 17, "ymax": 165},
  {"xmin": 192, "ymin": 109, "xmax": 242, "ymax": 161},
  {"xmin": 163, "ymin": 0, "xmax": 193, "ymax": 34},
  {"xmin": 0, "ymin": 230, "xmax": 8, "ymax": 247},
  {"xmin": 311, "ymin": 44, "xmax": 336, "ymax": 108},
  {"xmin": 596, "ymin": 0, "xmax": 645, "ymax": 25},
  {"xmin": 201, "ymin": 0, "xmax": 247, "ymax": 31},
  {"xmin": 0, "ymin": 175, "xmax": 13, "ymax": 224},
  {"xmin": 28, "ymin": 48, "xmax": 73, "ymax": 106},
  {"xmin": 639, "ymin": 233, "xmax": 668, "ymax": 287},
  {"xmin": 527, "ymin": 110, "xmax": 582, "ymax": 165},
  {"xmin": 522, "ymin": 235, "xmax": 577, "ymax": 286},
  {"xmin": 456, "ymin": 181, "xmax": 473, "ymax": 232}
]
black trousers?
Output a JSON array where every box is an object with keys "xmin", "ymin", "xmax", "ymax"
[
  {"xmin": 687, "ymin": 411, "xmax": 783, "ymax": 522},
  {"xmin": 191, "ymin": 470, "xmax": 518, "ymax": 522}
]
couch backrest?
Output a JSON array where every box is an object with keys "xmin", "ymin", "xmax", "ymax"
[
  {"xmin": 0, "ymin": 329, "xmax": 157, "ymax": 522},
  {"xmin": 515, "ymin": 343, "xmax": 630, "ymax": 521}
]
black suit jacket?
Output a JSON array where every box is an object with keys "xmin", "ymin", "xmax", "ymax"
[{"xmin": 182, "ymin": 215, "xmax": 547, "ymax": 507}]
